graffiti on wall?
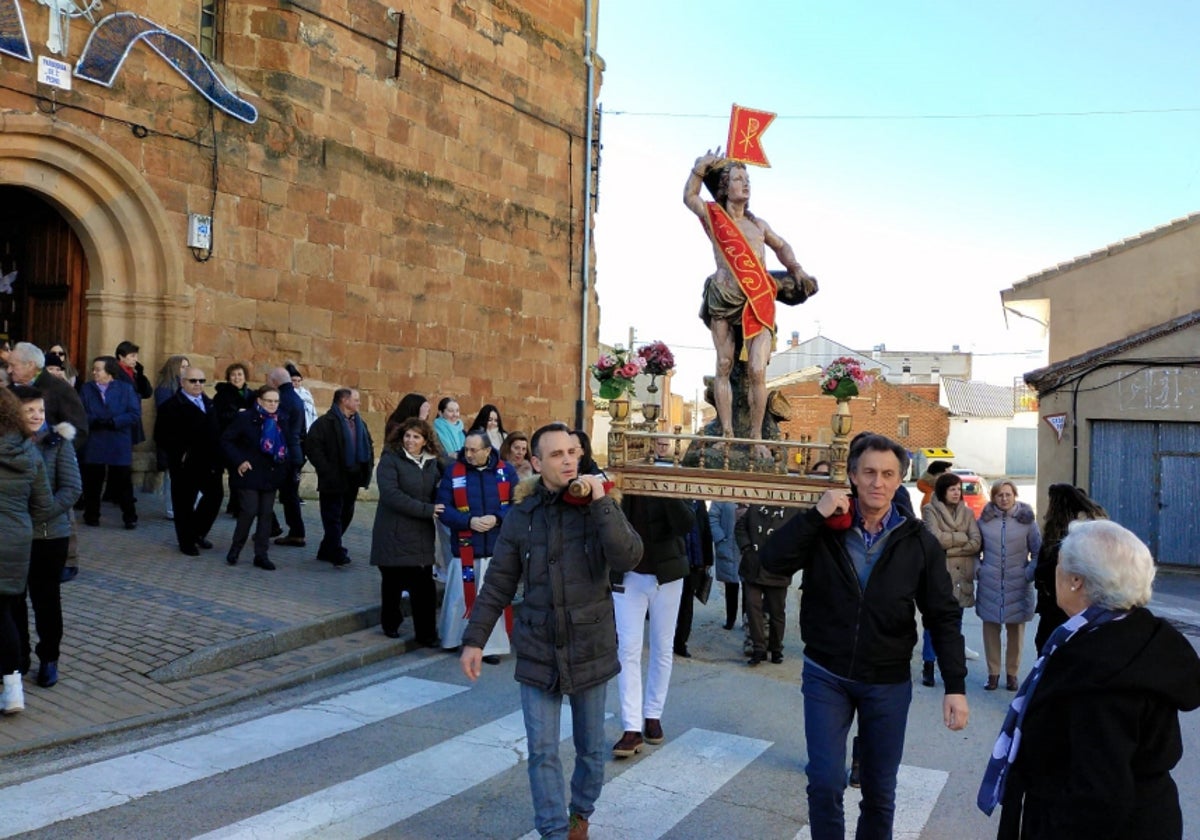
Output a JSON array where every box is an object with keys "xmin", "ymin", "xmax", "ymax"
[{"xmin": 1119, "ymin": 368, "xmax": 1200, "ymax": 411}]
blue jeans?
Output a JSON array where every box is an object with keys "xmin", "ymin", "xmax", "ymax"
[
  {"xmin": 802, "ymin": 660, "xmax": 912, "ymax": 840},
  {"xmin": 520, "ymin": 681, "xmax": 607, "ymax": 839}
]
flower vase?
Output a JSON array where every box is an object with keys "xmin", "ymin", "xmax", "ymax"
[
  {"xmin": 608, "ymin": 397, "xmax": 630, "ymax": 425},
  {"xmin": 641, "ymin": 401, "xmax": 660, "ymax": 428},
  {"xmin": 646, "ymin": 376, "xmax": 659, "ymax": 394},
  {"xmin": 831, "ymin": 398, "xmax": 852, "ymax": 438}
]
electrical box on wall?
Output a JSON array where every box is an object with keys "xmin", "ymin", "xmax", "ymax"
[{"xmin": 188, "ymin": 214, "xmax": 212, "ymax": 250}]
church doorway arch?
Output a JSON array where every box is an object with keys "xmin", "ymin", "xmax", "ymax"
[
  {"xmin": 0, "ymin": 114, "xmax": 192, "ymax": 368},
  {"xmin": 0, "ymin": 186, "xmax": 89, "ymax": 364}
]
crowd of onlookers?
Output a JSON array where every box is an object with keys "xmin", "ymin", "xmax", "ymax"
[
  {"xmin": 0, "ymin": 333, "xmax": 1145, "ymax": 709},
  {"xmin": 0, "ymin": 336, "xmax": 601, "ymax": 715},
  {"xmin": 2, "ymin": 337, "xmax": 1199, "ymax": 839}
]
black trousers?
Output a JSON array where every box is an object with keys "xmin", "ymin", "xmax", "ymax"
[
  {"xmin": 277, "ymin": 469, "xmax": 306, "ymax": 538},
  {"xmin": 317, "ymin": 491, "xmax": 357, "ymax": 561},
  {"xmin": 82, "ymin": 463, "xmax": 136, "ymax": 524},
  {"xmin": 0, "ymin": 593, "xmax": 22, "ymax": 675},
  {"xmin": 379, "ymin": 565, "xmax": 437, "ymax": 643},
  {"xmin": 15, "ymin": 537, "xmax": 68, "ymax": 669},
  {"xmin": 170, "ymin": 464, "xmax": 223, "ymax": 549},
  {"xmin": 229, "ymin": 488, "xmax": 278, "ymax": 561},
  {"xmin": 674, "ymin": 571, "xmax": 695, "ymax": 649},
  {"xmin": 744, "ymin": 582, "xmax": 787, "ymax": 655}
]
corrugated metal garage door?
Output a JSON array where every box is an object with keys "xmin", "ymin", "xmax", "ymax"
[{"xmin": 1090, "ymin": 420, "xmax": 1200, "ymax": 567}]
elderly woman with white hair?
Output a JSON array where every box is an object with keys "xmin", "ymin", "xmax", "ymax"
[{"xmin": 978, "ymin": 519, "xmax": 1200, "ymax": 839}]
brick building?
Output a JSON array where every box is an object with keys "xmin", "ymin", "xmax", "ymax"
[
  {"xmin": 0, "ymin": 0, "xmax": 600, "ymax": 450},
  {"xmin": 770, "ymin": 373, "xmax": 949, "ymax": 463}
]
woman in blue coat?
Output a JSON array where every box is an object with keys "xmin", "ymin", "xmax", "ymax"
[
  {"xmin": 79, "ymin": 356, "xmax": 141, "ymax": 529},
  {"xmin": 709, "ymin": 501, "xmax": 741, "ymax": 630},
  {"xmin": 221, "ymin": 386, "xmax": 289, "ymax": 570}
]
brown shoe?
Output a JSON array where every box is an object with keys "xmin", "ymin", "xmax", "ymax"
[
  {"xmin": 568, "ymin": 813, "xmax": 589, "ymax": 840},
  {"xmin": 1006, "ymin": 674, "xmax": 1019, "ymax": 691},
  {"xmin": 985, "ymin": 674, "xmax": 999, "ymax": 691},
  {"xmin": 612, "ymin": 730, "xmax": 644, "ymax": 758},
  {"xmin": 643, "ymin": 718, "xmax": 664, "ymax": 744}
]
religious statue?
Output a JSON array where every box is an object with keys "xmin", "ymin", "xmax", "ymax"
[{"xmin": 683, "ymin": 146, "xmax": 818, "ymax": 447}]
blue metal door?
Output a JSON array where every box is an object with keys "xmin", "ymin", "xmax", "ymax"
[
  {"xmin": 1089, "ymin": 420, "xmax": 1200, "ymax": 567},
  {"xmin": 1159, "ymin": 455, "xmax": 1200, "ymax": 567}
]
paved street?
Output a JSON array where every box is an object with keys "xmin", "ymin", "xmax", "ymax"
[
  {"xmin": 0, "ymin": 491, "xmax": 400, "ymax": 757},
  {"xmin": 0, "ymin": 486, "xmax": 1197, "ymax": 837}
]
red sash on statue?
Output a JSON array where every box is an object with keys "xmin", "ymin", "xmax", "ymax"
[
  {"xmin": 451, "ymin": 460, "xmax": 513, "ymax": 634},
  {"xmin": 703, "ymin": 201, "xmax": 777, "ymax": 341}
]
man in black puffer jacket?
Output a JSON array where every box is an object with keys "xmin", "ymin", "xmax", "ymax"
[
  {"xmin": 762, "ymin": 433, "xmax": 969, "ymax": 840},
  {"xmin": 461, "ymin": 423, "xmax": 641, "ymax": 840}
]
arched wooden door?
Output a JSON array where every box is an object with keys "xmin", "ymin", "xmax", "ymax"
[{"xmin": 0, "ymin": 185, "xmax": 88, "ymax": 363}]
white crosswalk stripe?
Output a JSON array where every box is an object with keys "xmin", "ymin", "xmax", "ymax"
[
  {"xmin": 0, "ymin": 676, "xmax": 464, "ymax": 839},
  {"xmin": 519, "ymin": 728, "xmax": 773, "ymax": 840},
  {"xmin": 196, "ymin": 708, "xmax": 574, "ymax": 839},
  {"xmin": 794, "ymin": 764, "xmax": 949, "ymax": 840},
  {"xmin": 1, "ymin": 671, "xmax": 957, "ymax": 839}
]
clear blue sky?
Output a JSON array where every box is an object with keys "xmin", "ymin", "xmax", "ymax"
[{"xmin": 592, "ymin": 1, "xmax": 1200, "ymax": 397}]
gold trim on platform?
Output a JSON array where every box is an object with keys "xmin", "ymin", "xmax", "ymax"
[{"xmin": 618, "ymin": 466, "xmax": 829, "ymax": 506}]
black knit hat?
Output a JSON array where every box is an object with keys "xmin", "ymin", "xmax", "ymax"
[{"xmin": 44, "ymin": 352, "xmax": 65, "ymax": 370}]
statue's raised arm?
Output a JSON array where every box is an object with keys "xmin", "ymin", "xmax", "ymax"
[{"xmin": 684, "ymin": 149, "xmax": 724, "ymax": 218}]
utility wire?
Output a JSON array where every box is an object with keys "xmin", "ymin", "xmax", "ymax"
[{"xmin": 603, "ymin": 106, "xmax": 1200, "ymax": 121}]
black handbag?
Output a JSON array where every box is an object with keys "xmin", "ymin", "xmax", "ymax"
[{"xmin": 692, "ymin": 565, "xmax": 713, "ymax": 605}]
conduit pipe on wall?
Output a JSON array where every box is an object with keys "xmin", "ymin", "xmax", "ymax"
[{"xmin": 576, "ymin": 0, "xmax": 596, "ymax": 431}]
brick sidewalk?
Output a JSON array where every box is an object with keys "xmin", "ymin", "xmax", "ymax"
[{"xmin": 0, "ymin": 494, "xmax": 413, "ymax": 757}]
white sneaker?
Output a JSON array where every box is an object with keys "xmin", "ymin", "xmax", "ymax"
[
  {"xmin": 964, "ymin": 645, "xmax": 980, "ymax": 661},
  {"xmin": 3, "ymin": 672, "xmax": 24, "ymax": 714}
]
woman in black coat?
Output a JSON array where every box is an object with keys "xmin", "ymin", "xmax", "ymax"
[
  {"xmin": 981, "ymin": 520, "xmax": 1200, "ymax": 839},
  {"xmin": 213, "ymin": 362, "xmax": 255, "ymax": 517},
  {"xmin": 220, "ymin": 386, "xmax": 288, "ymax": 570},
  {"xmin": 369, "ymin": 418, "xmax": 443, "ymax": 645}
]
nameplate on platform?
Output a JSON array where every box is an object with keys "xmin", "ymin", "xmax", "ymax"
[{"xmin": 620, "ymin": 474, "xmax": 821, "ymax": 506}]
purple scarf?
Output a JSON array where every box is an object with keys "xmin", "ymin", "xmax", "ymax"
[{"xmin": 257, "ymin": 405, "xmax": 287, "ymax": 463}]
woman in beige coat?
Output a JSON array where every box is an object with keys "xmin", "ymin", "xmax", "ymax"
[{"xmin": 919, "ymin": 472, "xmax": 981, "ymax": 686}]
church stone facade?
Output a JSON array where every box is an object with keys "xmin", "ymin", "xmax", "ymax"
[{"xmin": 0, "ymin": 0, "xmax": 601, "ymax": 440}]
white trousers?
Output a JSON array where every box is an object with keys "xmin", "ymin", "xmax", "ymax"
[{"xmin": 613, "ymin": 572, "xmax": 683, "ymax": 731}]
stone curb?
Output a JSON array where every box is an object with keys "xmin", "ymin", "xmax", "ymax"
[
  {"xmin": 0, "ymin": 630, "xmax": 422, "ymax": 760},
  {"xmin": 146, "ymin": 605, "xmax": 383, "ymax": 683}
]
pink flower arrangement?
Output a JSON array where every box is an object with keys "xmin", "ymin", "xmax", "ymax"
[
  {"xmin": 819, "ymin": 356, "xmax": 874, "ymax": 400},
  {"xmin": 591, "ymin": 345, "xmax": 646, "ymax": 400},
  {"xmin": 637, "ymin": 341, "xmax": 676, "ymax": 377}
]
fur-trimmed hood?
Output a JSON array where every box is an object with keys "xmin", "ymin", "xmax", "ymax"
[
  {"xmin": 34, "ymin": 421, "xmax": 76, "ymax": 448},
  {"xmin": 980, "ymin": 499, "xmax": 1035, "ymax": 525},
  {"xmin": 511, "ymin": 475, "xmax": 623, "ymax": 506}
]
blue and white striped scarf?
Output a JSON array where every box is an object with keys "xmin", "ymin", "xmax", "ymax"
[{"xmin": 977, "ymin": 603, "xmax": 1126, "ymax": 815}]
